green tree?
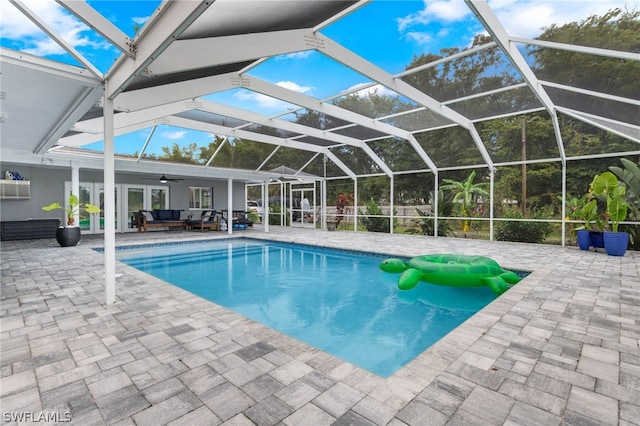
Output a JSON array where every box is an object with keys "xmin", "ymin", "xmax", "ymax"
[
  {"xmin": 440, "ymin": 170, "xmax": 489, "ymax": 232},
  {"xmin": 158, "ymin": 142, "xmax": 199, "ymax": 164}
]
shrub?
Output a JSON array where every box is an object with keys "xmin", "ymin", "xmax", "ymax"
[
  {"xmin": 359, "ymin": 198, "xmax": 393, "ymax": 233},
  {"xmin": 269, "ymin": 204, "xmax": 289, "ymax": 226},
  {"xmin": 495, "ymin": 210, "xmax": 553, "ymax": 243},
  {"xmin": 411, "ymin": 190, "xmax": 456, "ymax": 237}
]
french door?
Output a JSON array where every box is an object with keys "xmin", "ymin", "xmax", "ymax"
[
  {"xmin": 123, "ymin": 184, "xmax": 169, "ymax": 232},
  {"xmin": 290, "ymin": 185, "xmax": 316, "ymax": 228},
  {"xmin": 66, "ymin": 182, "xmax": 170, "ymax": 234},
  {"xmin": 65, "ymin": 182, "xmax": 121, "ymax": 234}
]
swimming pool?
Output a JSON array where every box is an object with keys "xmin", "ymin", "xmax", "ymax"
[{"xmin": 116, "ymin": 238, "xmax": 504, "ymax": 377}]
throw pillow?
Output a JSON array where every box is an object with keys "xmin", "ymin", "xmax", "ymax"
[{"xmin": 142, "ymin": 211, "xmax": 154, "ymax": 222}]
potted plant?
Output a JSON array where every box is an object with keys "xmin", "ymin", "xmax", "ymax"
[
  {"xmin": 574, "ymin": 198, "xmax": 593, "ymax": 250},
  {"xmin": 589, "ymin": 171, "xmax": 629, "ymax": 256},
  {"xmin": 42, "ymin": 194, "xmax": 100, "ymax": 247},
  {"xmin": 327, "ymin": 193, "xmax": 352, "ymax": 231}
]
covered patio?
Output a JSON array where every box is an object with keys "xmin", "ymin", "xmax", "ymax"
[{"xmin": 1, "ymin": 229, "xmax": 638, "ymax": 425}]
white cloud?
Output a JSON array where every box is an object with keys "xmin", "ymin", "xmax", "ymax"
[
  {"xmin": 277, "ymin": 51, "xmax": 314, "ymax": 60},
  {"xmin": 405, "ymin": 31, "xmax": 434, "ymax": 45},
  {"xmin": 276, "ymin": 81, "xmax": 314, "ymax": 94},
  {"xmin": 132, "ymin": 16, "xmax": 149, "ymax": 25},
  {"xmin": 346, "ymin": 83, "xmax": 399, "ymax": 99},
  {"xmin": 234, "ymin": 90, "xmax": 292, "ymax": 110},
  {"xmin": 1, "ymin": 0, "xmax": 92, "ymax": 54},
  {"xmin": 160, "ymin": 130, "xmax": 186, "ymax": 140},
  {"xmin": 233, "ymin": 81, "xmax": 314, "ymax": 110},
  {"xmin": 397, "ymin": 0, "xmax": 470, "ymax": 31},
  {"xmin": 397, "ymin": 0, "xmax": 640, "ymax": 42},
  {"xmin": 489, "ymin": 1, "xmax": 640, "ymax": 38}
]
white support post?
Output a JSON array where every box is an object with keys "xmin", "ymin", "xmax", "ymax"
[
  {"xmin": 322, "ymin": 179, "xmax": 327, "ymax": 230},
  {"xmin": 263, "ymin": 180, "xmax": 269, "ymax": 233},
  {"xmin": 227, "ymin": 177, "xmax": 233, "ymax": 235},
  {"xmin": 389, "ymin": 174, "xmax": 394, "ymax": 235},
  {"xmin": 103, "ymin": 83, "xmax": 116, "ymax": 305},
  {"xmin": 434, "ymin": 171, "xmax": 439, "ymax": 237},
  {"xmin": 71, "ymin": 163, "xmax": 80, "ymax": 226},
  {"xmin": 561, "ymin": 160, "xmax": 567, "ymax": 246},
  {"xmin": 489, "ymin": 168, "xmax": 495, "ymax": 241},
  {"xmin": 353, "ymin": 178, "xmax": 358, "ymax": 232}
]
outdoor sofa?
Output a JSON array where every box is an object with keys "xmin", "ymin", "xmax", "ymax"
[{"xmin": 136, "ymin": 209, "xmax": 186, "ymax": 232}]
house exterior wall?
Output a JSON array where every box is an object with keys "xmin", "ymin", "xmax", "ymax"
[{"xmin": 0, "ymin": 163, "xmax": 248, "ymax": 226}]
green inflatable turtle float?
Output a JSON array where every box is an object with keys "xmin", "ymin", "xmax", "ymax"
[{"xmin": 380, "ymin": 254, "xmax": 521, "ymax": 295}]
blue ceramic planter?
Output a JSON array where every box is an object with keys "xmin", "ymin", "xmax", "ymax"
[
  {"xmin": 576, "ymin": 230, "xmax": 590, "ymax": 250},
  {"xmin": 589, "ymin": 231, "xmax": 604, "ymax": 248},
  {"xmin": 603, "ymin": 231, "xmax": 628, "ymax": 256}
]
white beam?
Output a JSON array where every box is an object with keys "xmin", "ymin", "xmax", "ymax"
[
  {"xmin": 71, "ymin": 100, "xmax": 196, "ymax": 133},
  {"xmin": 316, "ymin": 34, "xmax": 494, "ymax": 168},
  {"xmin": 150, "ymin": 29, "xmax": 315, "ymax": 75},
  {"xmin": 35, "ymin": 86, "xmax": 104, "ymax": 154},
  {"xmin": 9, "ymin": 0, "xmax": 102, "ymax": 78},
  {"xmin": 510, "ymin": 36, "xmax": 640, "ymax": 62},
  {"xmin": 244, "ymin": 76, "xmax": 439, "ymax": 172},
  {"xmin": 199, "ymin": 101, "xmax": 394, "ymax": 176},
  {"xmin": 106, "ymin": 0, "xmax": 213, "ymax": 98},
  {"xmin": 465, "ymin": 0, "xmax": 566, "ymax": 161},
  {"xmin": 0, "ymin": 48, "xmax": 102, "ymax": 83},
  {"xmin": 113, "ymin": 73, "xmax": 233, "ymax": 112},
  {"xmin": 56, "ymin": 0, "xmax": 132, "ymax": 57}
]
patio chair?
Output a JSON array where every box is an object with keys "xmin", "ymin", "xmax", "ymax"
[{"xmin": 187, "ymin": 210, "xmax": 219, "ymax": 231}]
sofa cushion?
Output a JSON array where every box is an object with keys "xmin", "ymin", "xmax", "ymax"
[
  {"xmin": 142, "ymin": 211, "xmax": 154, "ymax": 222},
  {"xmin": 156, "ymin": 209, "xmax": 173, "ymax": 220},
  {"xmin": 172, "ymin": 210, "xmax": 181, "ymax": 220}
]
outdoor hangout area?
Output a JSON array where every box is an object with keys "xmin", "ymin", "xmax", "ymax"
[
  {"xmin": 1, "ymin": 229, "xmax": 638, "ymax": 424},
  {"xmin": 1, "ymin": 0, "xmax": 639, "ymax": 425}
]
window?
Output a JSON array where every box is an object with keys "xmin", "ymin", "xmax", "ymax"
[{"xmin": 189, "ymin": 187, "xmax": 212, "ymax": 209}]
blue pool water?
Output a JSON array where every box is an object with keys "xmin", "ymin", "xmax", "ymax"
[{"xmin": 116, "ymin": 239, "xmax": 502, "ymax": 377}]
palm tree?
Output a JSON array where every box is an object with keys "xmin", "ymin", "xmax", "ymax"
[{"xmin": 440, "ymin": 170, "xmax": 489, "ymax": 233}]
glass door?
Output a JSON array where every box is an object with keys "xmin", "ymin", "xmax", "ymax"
[
  {"xmin": 290, "ymin": 185, "xmax": 316, "ymax": 228},
  {"xmin": 148, "ymin": 186, "xmax": 169, "ymax": 210},
  {"xmin": 94, "ymin": 183, "xmax": 121, "ymax": 234},
  {"xmin": 124, "ymin": 185, "xmax": 145, "ymax": 232},
  {"xmin": 65, "ymin": 182, "xmax": 121, "ymax": 234},
  {"xmin": 65, "ymin": 182, "xmax": 94, "ymax": 232}
]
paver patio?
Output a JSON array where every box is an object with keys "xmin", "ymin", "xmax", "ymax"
[{"xmin": 1, "ymin": 227, "xmax": 638, "ymax": 425}]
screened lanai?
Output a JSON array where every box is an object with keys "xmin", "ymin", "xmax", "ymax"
[{"xmin": 1, "ymin": 0, "xmax": 639, "ymax": 301}]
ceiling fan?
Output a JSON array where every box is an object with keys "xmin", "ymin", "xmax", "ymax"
[{"xmin": 143, "ymin": 174, "xmax": 184, "ymax": 183}]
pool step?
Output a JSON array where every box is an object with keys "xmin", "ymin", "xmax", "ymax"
[{"xmin": 122, "ymin": 244, "xmax": 266, "ymax": 268}]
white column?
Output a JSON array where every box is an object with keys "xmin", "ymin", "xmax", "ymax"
[
  {"xmin": 389, "ymin": 174, "xmax": 394, "ymax": 235},
  {"xmin": 104, "ymin": 83, "xmax": 116, "ymax": 305},
  {"xmin": 434, "ymin": 171, "xmax": 439, "ymax": 237},
  {"xmin": 489, "ymin": 167, "xmax": 495, "ymax": 242},
  {"xmin": 227, "ymin": 177, "xmax": 233, "ymax": 235},
  {"xmin": 322, "ymin": 179, "xmax": 327, "ymax": 230},
  {"xmin": 263, "ymin": 180, "xmax": 269, "ymax": 233},
  {"xmin": 353, "ymin": 178, "xmax": 358, "ymax": 232},
  {"xmin": 71, "ymin": 163, "xmax": 80, "ymax": 226}
]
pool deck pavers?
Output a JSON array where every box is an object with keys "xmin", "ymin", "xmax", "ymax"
[{"xmin": 1, "ymin": 227, "xmax": 638, "ymax": 425}]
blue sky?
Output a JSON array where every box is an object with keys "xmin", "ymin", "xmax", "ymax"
[{"xmin": 2, "ymin": 0, "xmax": 636, "ymax": 156}]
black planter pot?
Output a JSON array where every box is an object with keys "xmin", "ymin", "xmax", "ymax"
[{"xmin": 55, "ymin": 226, "xmax": 81, "ymax": 247}]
